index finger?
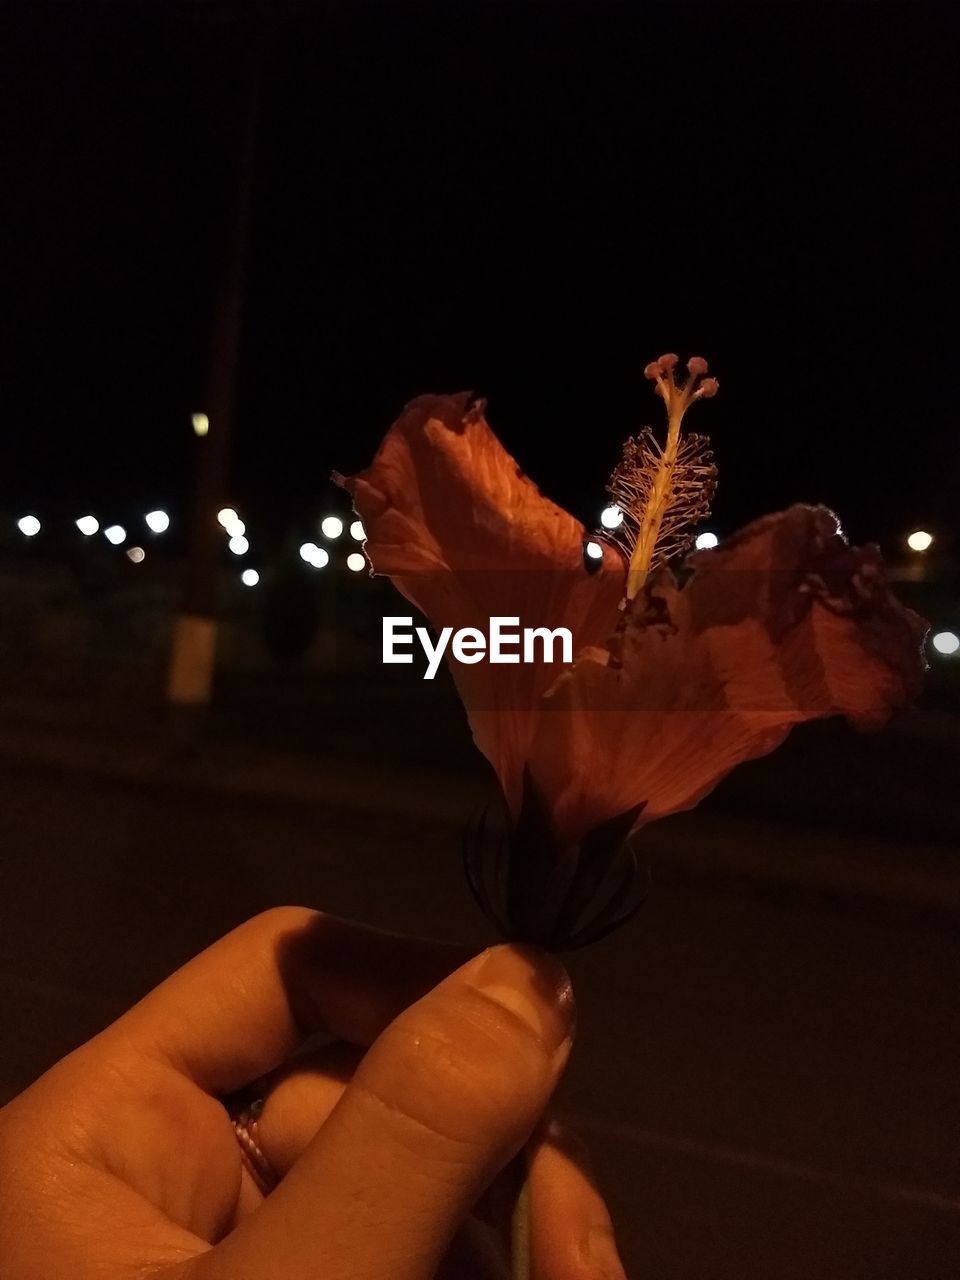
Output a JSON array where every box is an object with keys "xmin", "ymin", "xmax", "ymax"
[{"xmin": 96, "ymin": 907, "xmax": 474, "ymax": 1093}]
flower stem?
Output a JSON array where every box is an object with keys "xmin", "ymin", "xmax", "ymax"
[{"xmin": 510, "ymin": 1161, "xmax": 532, "ymax": 1280}]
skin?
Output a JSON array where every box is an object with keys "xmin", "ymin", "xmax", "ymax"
[{"xmin": 0, "ymin": 907, "xmax": 627, "ymax": 1279}]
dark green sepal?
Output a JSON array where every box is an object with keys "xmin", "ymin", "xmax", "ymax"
[{"xmin": 462, "ymin": 769, "xmax": 649, "ymax": 952}]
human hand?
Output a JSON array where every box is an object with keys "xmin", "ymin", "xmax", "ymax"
[{"xmin": 0, "ymin": 908, "xmax": 627, "ymax": 1279}]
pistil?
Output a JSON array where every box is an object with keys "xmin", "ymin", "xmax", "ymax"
[{"xmin": 605, "ymin": 354, "xmax": 718, "ymax": 603}]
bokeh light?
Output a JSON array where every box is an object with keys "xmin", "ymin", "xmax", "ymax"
[
  {"xmin": 76, "ymin": 515, "xmax": 99, "ymax": 536},
  {"xmin": 584, "ymin": 541, "xmax": 604, "ymax": 561},
  {"xmin": 321, "ymin": 516, "xmax": 344, "ymax": 539},
  {"xmin": 350, "ymin": 519, "xmax": 365, "ymax": 541},
  {"xmin": 600, "ymin": 505, "xmax": 623, "ymax": 530},
  {"xmin": 907, "ymin": 530, "xmax": 933, "ymax": 552},
  {"xmin": 228, "ymin": 535, "xmax": 249, "ymax": 556},
  {"xmin": 346, "ymin": 552, "xmax": 366, "ymax": 572},
  {"xmin": 695, "ymin": 531, "xmax": 719, "ymax": 550},
  {"xmin": 932, "ymin": 631, "xmax": 959, "ymax": 656},
  {"xmin": 241, "ymin": 568, "xmax": 260, "ymax": 587},
  {"xmin": 126, "ymin": 546, "xmax": 146, "ymax": 564},
  {"xmin": 217, "ymin": 507, "xmax": 239, "ymax": 529},
  {"xmin": 299, "ymin": 542, "xmax": 329, "ymax": 568},
  {"xmin": 17, "ymin": 516, "xmax": 41, "ymax": 537},
  {"xmin": 191, "ymin": 412, "xmax": 209, "ymax": 437},
  {"xmin": 104, "ymin": 525, "xmax": 126, "ymax": 546},
  {"xmin": 145, "ymin": 510, "xmax": 170, "ymax": 534}
]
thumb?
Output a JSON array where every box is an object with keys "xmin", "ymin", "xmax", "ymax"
[{"xmin": 194, "ymin": 944, "xmax": 574, "ymax": 1280}]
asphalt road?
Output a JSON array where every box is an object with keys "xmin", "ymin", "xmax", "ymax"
[{"xmin": 2, "ymin": 760, "xmax": 959, "ymax": 1278}]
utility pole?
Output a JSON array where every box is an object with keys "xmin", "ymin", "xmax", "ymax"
[{"xmin": 166, "ymin": 34, "xmax": 260, "ymax": 744}]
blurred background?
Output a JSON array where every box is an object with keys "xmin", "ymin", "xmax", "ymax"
[{"xmin": 2, "ymin": 2, "xmax": 959, "ymax": 1276}]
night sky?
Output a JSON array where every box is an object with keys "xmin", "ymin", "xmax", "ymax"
[{"xmin": 3, "ymin": 2, "xmax": 958, "ymax": 552}]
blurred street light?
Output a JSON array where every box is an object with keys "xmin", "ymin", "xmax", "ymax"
[
  {"xmin": 350, "ymin": 519, "xmax": 365, "ymax": 541},
  {"xmin": 17, "ymin": 516, "xmax": 41, "ymax": 537},
  {"xmin": 600, "ymin": 504, "xmax": 623, "ymax": 530},
  {"xmin": 228, "ymin": 534, "xmax": 249, "ymax": 555},
  {"xmin": 76, "ymin": 516, "xmax": 99, "ymax": 536},
  {"xmin": 126, "ymin": 546, "xmax": 146, "ymax": 564},
  {"xmin": 104, "ymin": 525, "xmax": 126, "ymax": 546},
  {"xmin": 932, "ymin": 631, "xmax": 959, "ymax": 656},
  {"xmin": 695, "ymin": 531, "xmax": 719, "ymax": 550},
  {"xmin": 907, "ymin": 529, "xmax": 933, "ymax": 552},
  {"xmin": 299, "ymin": 542, "xmax": 329, "ymax": 568},
  {"xmin": 145, "ymin": 510, "xmax": 170, "ymax": 534},
  {"xmin": 191, "ymin": 413, "xmax": 210, "ymax": 438},
  {"xmin": 321, "ymin": 516, "xmax": 343, "ymax": 539},
  {"xmin": 241, "ymin": 568, "xmax": 260, "ymax": 586},
  {"xmin": 346, "ymin": 552, "xmax": 366, "ymax": 572}
]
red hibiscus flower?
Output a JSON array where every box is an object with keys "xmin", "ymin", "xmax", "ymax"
[{"xmin": 338, "ymin": 358, "xmax": 927, "ymax": 947}]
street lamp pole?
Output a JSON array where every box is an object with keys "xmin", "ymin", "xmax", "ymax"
[{"xmin": 166, "ymin": 40, "xmax": 260, "ymax": 742}]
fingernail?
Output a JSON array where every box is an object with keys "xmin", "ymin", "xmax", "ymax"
[{"xmin": 464, "ymin": 944, "xmax": 574, "ymax": 1055}]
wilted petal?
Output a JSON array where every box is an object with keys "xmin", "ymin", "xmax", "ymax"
[
  {"xmin": 527, "ymin": 506, "xmax": 927, "ymax": 844},
  {"xmin": 337, "ymin": 394, "xmax": 624, "ymax": 811}
]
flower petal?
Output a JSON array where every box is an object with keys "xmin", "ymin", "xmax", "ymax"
[
  {"xmin": 526, "ymin": 505, "xmax": 927, "ymax": 844},
  {"xmin": 337, "ymin": 394, "xmax": 625, "ymax": 811}
]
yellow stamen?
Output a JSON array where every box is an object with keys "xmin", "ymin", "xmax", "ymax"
[
  {"xmin": 604, "ymin": 355, "xmax": 718, "ymax": 603},
  {"xmin": 625, "ymin": 376, "xmax": 690, "ymax": 598}
]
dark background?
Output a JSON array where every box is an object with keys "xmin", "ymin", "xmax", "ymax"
[
  {"xmin": 2, "ymin": 1, "xmax": 958, "ymax": 547},
  {"xmin": 3, "ymin": 6, "xmax": 960, "ymax": 1278}
]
